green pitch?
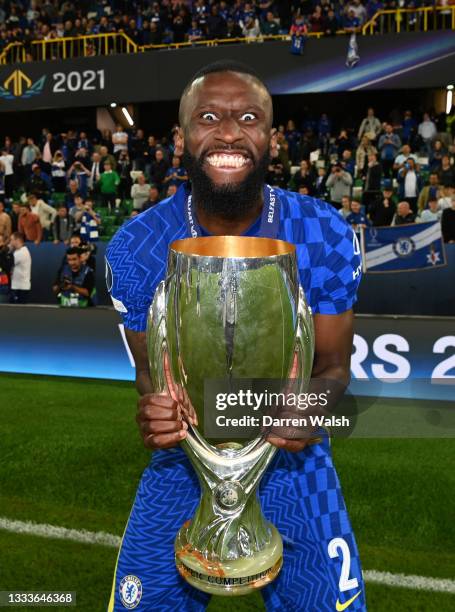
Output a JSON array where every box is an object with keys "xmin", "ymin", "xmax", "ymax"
[{"xmin": 0, "ymin": 373, "xmax": 454, "ymax": 611}]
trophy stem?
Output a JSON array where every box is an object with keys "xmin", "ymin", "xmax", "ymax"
[{"xmin": 175, "ymin": 436, "xmax": 283, "ymax": 596}]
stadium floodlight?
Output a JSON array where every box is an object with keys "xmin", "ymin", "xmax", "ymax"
[
  {"xmin": 122, "ymin": 106, "xmax": 134, "ymax": 126},
  {"xmin": 446, "ymin": 85, "xmax": 453, "ymax": 114},
  {"xmin": 110, "ymin": 102, "xmax": 117, "ymax": 108}
]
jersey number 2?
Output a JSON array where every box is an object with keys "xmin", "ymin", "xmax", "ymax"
[{"xmin": 328, "ymin": 537, "xmax": 359, "ymax": 592}]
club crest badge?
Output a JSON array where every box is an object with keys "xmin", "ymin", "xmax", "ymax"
[{"xmin": 119, "ymin": 575, "xmax": 142, "ymax": 609}]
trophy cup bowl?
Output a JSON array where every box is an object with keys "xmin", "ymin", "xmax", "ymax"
[{"xmin": 147, "ymin": 236, "xmax": 314, "ymax": 596}]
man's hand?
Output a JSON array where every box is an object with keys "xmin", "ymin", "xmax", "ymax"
[{"xmin": 136, "ymin": 393, "xmax": 188, "ymax": 450}]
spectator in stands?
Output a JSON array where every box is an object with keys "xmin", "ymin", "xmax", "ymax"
[
  {"xmin": 419, "ymin": 198, "xmax": 442, "ymax": 223},
  {"xmin": 362, "ymin": 152, "xmax": 382, "ymax": 209},
  {"xmin": 0, "ymin": 233, "xmax": 13, "ymax": 303},
  {"xmin": 338, "ymin": 195, "xmax": 352, "ymax": 219},
  {"xmin": 289, "ymin": 14, "xmax": 307, "ymax": 55},
  {"xmin": 27, "ymin": 163, "xmax": 53, "ymax": 199},
  {"xmin": 99, "ymin": 145, "xmax": 116, "ymax": 170},
  {"xmin": 429, "ymin": 139, "xmax": 447, "ymax": 172},
  {"xmin": 187, "ymin": 19, "xmax": 205, "ymax": 43},
  {"xmin": 437, "ymin": 185, "xmax": 453, "ymax": 210},
  {"xmin": 207, "ymin": 5, "xmax": 227, "ymax": 38},
  {"xmin": 335, "ymin": 129, "xmax": 354, "ymax": 158},
  {"xmin": 41, "ymin": 131, "xmax": 59, "ymax": 169},
  {"xmin": 267, "ymin": 147, "xmax": 290, "ymax": 189},
  {"xmin": 261, "ymin": 11, "xmax": 280, "ymax": 35},
  {"xmin": 98, "ymin": 161, "xmax": 120, "ymax": 212},
  {"xmin": 290, "ymin": 160, "xmax": 314, "ymax": 193},
  {"xmin": 418, "ymin": 112, "xmax": 437, "ymax": 155},
  {"xmin": 369, "ymin": 182, "xmax": 397, "ymax": 226},
  {"xmin": 393, "ymin": 143, "xmax": 418, "ymax": 175},
  {"xmin": 65, "ymin": 179, "xmax": 81, "ymax": 209},
  {"xmin": 51, "ymin": 151, "xmax": 67, "ymax": 192},
  {"xmin": 10, "ymin": 202, "xmax": 21, "ymax": 233},
  {"xmin": 53, "ymin": 205, "xmax": 75, "ymax": 245},
  {"xmin": 358, "ymin": 107, "xmax": 381, "ymax": 142},
  {"xmin": 392, "ymin": 201, "xmax": 416, "ymax": 225},
  {"xmin": 163, "ymin": 156, "xmax": 187, "ymax": 188},
  {"xmin": 142, "ymin": 184, "xmax": 161, "ymax": 211},
  {"xmin": 0, "ymin": 201, "xmax": 12, "ymax": 239},
  {"xmin": 89, "ymin": 151, "xmax": 103, "ymax": 194},
  {"xmin": 401, "ymin": 110, "xmax": 417, "ymax": 145},
  {"xmin": 346, "ymin": 0, "xmax": 367, "ymax": 24},
  {"xmin": 314, "ymin": 166, "xmax": 328, "ymax": 198},
  {"xmin": 17, "ymin": 203, "xmax": 41, "ymax": 245},
  {"xmin": 438, "ymin": 155, "xmax": 455, "ymax": 187},
  {"xmin": 340, "ymin": 149, "xmax": 355, "ymax": 177},
  {"xmin": 355, "ymin": 135, "xmax": 377, "ymax": 178},
  {"xmin": 28, "ymin": 193, "xmax": 56, "ymax": 240},
  {"xmin": 378, "ymin": 124, "xmax": 401, "ymax": 178},
  {"xmin": 284, "ymin": 120, "xmax": 300, "ymax": 165},
  {"xmin": 117, "ymin": 150, "xmax": 133, "ymax": 201},
  {"xmin": 325, "ymin": 163, "xmax": 353, "ymax": 208},
  {"xmin": 322, "ymin": 9, "xmax": 340, "ymax": 35},
  {"xmin": 346, "ymin": 200, "xmax": 370, "ymax": 232},
  {"xmin": 441, "ymin": 196, "xmax": 455, "ymax": 242},
  {"xmin": 53, "ymin": 246, "xmax": 95, "ymax": 307},
  {"xmin": 241, "ymin": 14, "xmax": 261, "ymax": 38},
  {"xmin": 21, "ymin": 137, "xmax": 40, "ymax": 175},
  {"xmin": 112, "ymin": 124, "xmax": 128, "ymax": 159},
  {"xmin": 418, "ymin": 172, "xmax": 440, "ymax": 211},
  {"xmin": 67, "ymin": 159, "xmax": 90, "ymax": 198},
  {"xmin": 9, "ymin": 231, "xmax": 31, "ymax": 303},
  {"xmin": 130, "ymin": 129, "xmax": 147, "ymax": 171},
  {"xmin": 225, "ymin": 17, "xmax": 243, "ymax": 38},
  {"xmin": 131, "ymin": 174, "xmax": 151, "ymax": 211},
  {"xmin": 0, "ymin": 148, "xmax": 14, "ymax": 199},
  {"xmin": 397, "ymin": 157, "xmax": 422, "ymax": 213},
  {"xmin": 149, "ymin": 148, "xmax": 169, "ymax": 190},
  {"xmin": 79, "ymin": 198, "xmax": 100, "ymax": 243},
  {"xmin": 69, "ymin": 195, "xmax": 85, "ymax": 232}
]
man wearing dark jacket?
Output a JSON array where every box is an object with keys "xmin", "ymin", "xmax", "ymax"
[
  {"xmin": 0, "ymin": 233, "xmax": 13, "ymax": 303},
  {"xmin": 362, "ymin": 152, "xmax": 382, "ymax": 210}
]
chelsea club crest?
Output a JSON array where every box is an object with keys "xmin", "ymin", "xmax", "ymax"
[
  {"xmin": 119, "ymin": 575, "xmax": 142, "ymax": 609},
  {"xmin": 392, "ymin": 237, "xmax": 416, "ymax": 258}
]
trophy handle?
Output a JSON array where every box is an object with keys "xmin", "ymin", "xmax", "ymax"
[
  {"xmin": 292, "ymin": 286, "xmax": 315, "ymax": 389},
  {"xmin": 148, "ymin": 280, "xmax": 168, "ymax": 394}
]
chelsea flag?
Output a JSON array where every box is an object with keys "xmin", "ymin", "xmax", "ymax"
[{"xmin": 362, "ymin": 222, "xmax": 447, "ymax": 273}]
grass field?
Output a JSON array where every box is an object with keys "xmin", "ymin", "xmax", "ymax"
[{"xmin": 0, "ymin": 373, "xmax": 454, "ymax": 611}]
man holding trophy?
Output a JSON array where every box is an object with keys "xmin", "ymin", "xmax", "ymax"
[{"xmin": 106, "ymin": 61, "xmax": 366, "ymax": 611}]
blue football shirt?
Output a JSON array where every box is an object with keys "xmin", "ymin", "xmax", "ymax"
[{"xmin": 106, "ymin": 184, "xmax": 362, "ymax": 332}]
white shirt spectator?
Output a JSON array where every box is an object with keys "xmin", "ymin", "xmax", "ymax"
[
  {"xmin": 11, "ymin": 245, "xmax": 31, "ymax": 290},
  {"xmin": 0, "ymin": 152, "xmax": 14, "ymax": 175},
  {"xmin": 112, "ymin": 130, "xmax": 128, "ymax": 154},
  {"xmin": 418, "ymin": 119, "xmax": 437, "ymax": 141},
  {"xmin": 404, "ymin": 171, "xmax": 418, "ymax": 197},
  {"xmin": 394, "ymin": 152, "xmax": 418, "ymax": 167},
  {"xmin": 31, "ymin": 199, "xmax": 57, "ymax": 231},
  {"xmin": 438, "ymin": 195, "xmax": 452, "ymax": 210},
  {"xmin": 419, "ymin": 209, "xmax": 442, "ymax": 222},
  {"xmin": 131, "ymin": 182, "xmax": 151, "ymax": 210}
]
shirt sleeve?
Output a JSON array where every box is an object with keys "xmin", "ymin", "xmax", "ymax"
[
  {"xmin": 314, "ymin": 212, "xmax": 362, "ymax": 315},
  {"xmin": 105, "ymin": 229, "xmax": 153, "ymax": 332}
]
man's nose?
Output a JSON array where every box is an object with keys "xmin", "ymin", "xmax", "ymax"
[{"xmin": 215, "ymin": 116, "xmax": 242, "ymax": 144}]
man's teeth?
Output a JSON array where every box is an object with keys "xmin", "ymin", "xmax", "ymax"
[{"xmin": 206, "ymin": 154, "xmax": 248, "ymax": 168}]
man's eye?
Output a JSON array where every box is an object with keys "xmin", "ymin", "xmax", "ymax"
[
  {"xmin": 201, "ymin": 112, "xmax": 218, "ymax": 121},
  {"xmin": 240, "ymin": 113, "xmax": 256, "ymax": 121}
]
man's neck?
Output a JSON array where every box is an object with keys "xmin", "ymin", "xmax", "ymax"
[{"xmin": 194, "ymin": 191, "xmax": 264, "ymax": 236}]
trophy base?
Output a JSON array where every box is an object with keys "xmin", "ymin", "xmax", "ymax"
[{"xmin": 175, "ymin": 521, "xmax": 283, "ymax": 596}]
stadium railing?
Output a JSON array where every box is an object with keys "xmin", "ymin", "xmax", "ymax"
[
  {"xmin": 1, "ymin": 6, "xmax": 454, "ymax": 66},
  {"xmin": 362, "ymin": 5, "xmax": 455, "ymax": 35}
]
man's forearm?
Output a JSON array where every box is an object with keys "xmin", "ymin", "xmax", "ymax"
[{"xmin": 136, "ymin": 368, "xmax": 153, "ymax": 396}]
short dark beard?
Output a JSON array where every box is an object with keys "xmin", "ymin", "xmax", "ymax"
[{"xmin": 182, "ymin": 146, "xmax": 270, "ymax": 221}]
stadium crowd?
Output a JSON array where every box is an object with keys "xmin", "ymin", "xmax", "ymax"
[
  {"xmin": 0, "ymin": 0, "xmax": 450, "ymax": 55},
  {"xmin": 0, "ymin": 104, "xmax": 454, "ymax": 305}
]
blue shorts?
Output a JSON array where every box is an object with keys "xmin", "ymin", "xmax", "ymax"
[{"xmin": 108, "ymin": 437, "xmax": 366, "ymax": 611}]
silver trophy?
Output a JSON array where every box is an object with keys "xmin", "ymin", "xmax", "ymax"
[{"xmin": 147, "ymin": 236, "xmax": 314, "ymax": 596}]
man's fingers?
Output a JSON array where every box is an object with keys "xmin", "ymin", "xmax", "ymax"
[
  {"xmin": 144, "ymin": 429, "xmax": 187, "ymax": 450},
  {"xmin": 267, "ymin": 435, "xmax": 309, "ymax": 453},
  {"xmin": 137, "ymin": 404, "xmax": 180, "ymax": 422},
  {"xmin": 140, "ymin": 419, "xmax": 187, "ymax": 436},
  {"xmin": 138, "ymin": 393, "xmax": 177, "ymax": 410}
]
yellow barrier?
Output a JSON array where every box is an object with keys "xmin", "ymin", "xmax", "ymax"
[
  {"xmin": 0, "ymin": 8, "xmax": 454, "ymax": 66},
  {"xmin": 362, "ymin": 5, "xmax": 455, "ymax": 35}
]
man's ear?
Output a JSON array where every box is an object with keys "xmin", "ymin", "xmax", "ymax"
[
  {"xmin": 269, "ymin": 128, "xmax": 278, "ymax": 157},
  {"xmin": 174, "ymin": 127, "xmax": 184, "ymax": 157}
]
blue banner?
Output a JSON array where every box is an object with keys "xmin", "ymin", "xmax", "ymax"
[{"xmin": 362, "ymin": 222, "xmax": 447, "ymax": 273}]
